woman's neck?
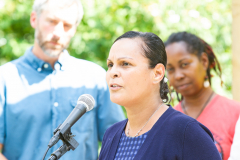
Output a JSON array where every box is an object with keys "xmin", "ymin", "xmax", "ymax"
[
  {"xmin": 182, "ymin": 87, "xmax": 215, "ymax": 118},
  {"xmin": 124, "ymin": 96, "xmax": 168, "ymax": 137}
]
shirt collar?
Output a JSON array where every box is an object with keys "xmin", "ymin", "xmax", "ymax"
[{"xmin": 23, "ymin": 47, "xmax": 70, "ymax": 71}]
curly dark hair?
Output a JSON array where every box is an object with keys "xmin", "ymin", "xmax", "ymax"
[
  {"xmin": 164, "ymin": 31, "xmax": 222, "ymax": 86},
  {"xmin": 114, "ymin": 31, "xmax": 170, "ymax": 103}
]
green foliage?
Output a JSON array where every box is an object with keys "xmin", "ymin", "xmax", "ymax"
[{"xmin": 0, "ymin": 0, "xmax": 232, "ymax": 99}]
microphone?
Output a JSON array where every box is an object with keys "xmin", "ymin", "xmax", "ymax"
[{"xmin": 48, "ymin": 94, "xmax": 95, "ymax": 148}]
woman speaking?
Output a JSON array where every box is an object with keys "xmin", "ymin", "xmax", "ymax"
[{"xmin": 99, "ymin": 31, "xmax": 221, "ymax": 160}]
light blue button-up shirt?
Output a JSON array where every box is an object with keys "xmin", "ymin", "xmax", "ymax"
[{"xmin": 0, "ymin": 48, "xmax": 125, "ymax": 160}]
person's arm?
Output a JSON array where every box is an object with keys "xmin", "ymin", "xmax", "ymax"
[
  {"xmin": 228, "ymin": 115, "xmax": 240, "ymax": 160},
  {"xmin": 182, "ymin": 121, "xmax": 222, "ymax": 160},
  {"xmin": 0, "ymin": 144, "xmax": 7, "ymax": 160},
  {"xmin": 0, "ymin": 70, "xmax": 7, "ymax": 160}
]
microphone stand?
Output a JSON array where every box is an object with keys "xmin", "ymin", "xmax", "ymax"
[
  {"xmin": 47, "ymin": 124, "xmax": 79, "ymax": 160},
  {"xmin": 48, "ymin": 143, "xmax": 68, "ymax": 160}
]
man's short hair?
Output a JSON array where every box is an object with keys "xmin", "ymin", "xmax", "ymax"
[{"xmin": 32, "ymin": 0, "xmax": 84, "ymax": 25}]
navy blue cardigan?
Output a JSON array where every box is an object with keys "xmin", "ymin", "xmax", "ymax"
[{"xmin": 99, "ymin": 106, "xmax": 221, "ymax": 160}]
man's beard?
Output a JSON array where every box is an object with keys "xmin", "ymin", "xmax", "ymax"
[{"xmin": 35, "ymin": 29, "xmax": 70, "ymax": 58}]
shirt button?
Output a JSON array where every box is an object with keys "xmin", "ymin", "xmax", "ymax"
[
  {"xmin": 44, "ymin": 63, "xmax": 49, "ymax": 68},
  {"xmin": 54, "ymin": 63, "xmax": 61, "ymax": 70},
  {"xmin": 54, "ymin": 102, "xmax": 59, "ymax": 107},
  {"xmin": 37, "ymin": 68, "xmax": 42, "ymax": 72}
]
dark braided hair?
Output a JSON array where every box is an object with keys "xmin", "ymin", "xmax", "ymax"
[
  {"xmin": 165, "ymin": 31, "xmax": 222, "ymax": 86},
  {"xmin": 114, "ymin": 31, "xmax": 170, "ymax": 103}
]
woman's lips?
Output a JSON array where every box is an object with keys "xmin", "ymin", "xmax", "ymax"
[
  {"xmin": 110, "ymin": 84, "xmax": 122, "ymax": 90},
  {"xmin": 177, "ymin": 83, "xmax": 190, "ymax": 91}
]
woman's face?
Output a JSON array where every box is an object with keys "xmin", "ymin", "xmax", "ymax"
[
  {"xmin": 166, "ymin": 42, "xmax": 206, "ymax": 97},
  {"xmin": 106, "ymin": 38, "xmax": 157, "ymax": 106}
]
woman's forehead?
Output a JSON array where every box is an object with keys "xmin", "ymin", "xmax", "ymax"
[{"xmin": 109, "ymin": 38, "xmax": 145, "ymax": 57}]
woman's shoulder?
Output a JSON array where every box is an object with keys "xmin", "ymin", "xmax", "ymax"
[
  {"xmin": 165, "ymin": 106, "xmax": 196, "ymax": 125},
  {"xmin": 168, "ymin": 108, "xmax": 214, "ymax": 140},
  {"xmin": 215, "ymin": 94, "xmax": 240, "ymax": 108},
  {"xmin": 173, "ymin": 102, "xmax": 182, "ymax": 112},
  {"xmin": 160, "ymin": 107, "xmax": 204, "ymax": 133},
  {"xmin": 212, "ymin": 94, "xmax": 240, "ymax": 119},
  {"xmin": 161, "ymin": 107, "xmax": 212, "ymax": 136},
  {"xmin": 149, "ymin": 107, "xmax": 216, "ymax": 157}
]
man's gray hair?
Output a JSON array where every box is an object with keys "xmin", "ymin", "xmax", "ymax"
[{"xmin": 32, "ymin": 0, "xmax": 84, "ymax": 25}]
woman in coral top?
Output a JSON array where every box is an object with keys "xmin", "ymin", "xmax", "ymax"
[{"xmin": 165, "ymin": 31, "xmax": 240, "ymax": 160}]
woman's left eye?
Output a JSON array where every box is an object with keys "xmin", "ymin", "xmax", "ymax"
[
  {"xmin": 122, "ymin": 62, "xmax": 130, "ymax": 66},
  {"xmin": 107, "ymin": 63, "xmax": 113, "ymax": 68},
  {"xmin": 181, "ymin": 63, "xmax": 188, "ymax": 67}
]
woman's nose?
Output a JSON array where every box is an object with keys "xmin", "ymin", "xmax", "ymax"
[
  {"xmin": 110, "ymin": 66, "xmax": 120, "ymax": 78},
  {"xmin": 174, "ymin": 69, "xmax": 184, "ymax": 80}
]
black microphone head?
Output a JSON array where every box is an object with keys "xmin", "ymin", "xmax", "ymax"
[{"xmin": 77, "ymin": 94, "xmax": 95, "ymax": 112}]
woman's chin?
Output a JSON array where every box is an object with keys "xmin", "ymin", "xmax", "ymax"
[
  {"xmin": 177, "ymin": 90, "xmax": 195, "ymax": 98},
  {"xmin": 110, "ymin": 95, "xmax": 125, "ymax": 106}
]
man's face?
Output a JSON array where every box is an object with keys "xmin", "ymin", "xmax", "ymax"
[{"xmin": 34, "ymin": 2, "xmax": 79, "ymax": 57}]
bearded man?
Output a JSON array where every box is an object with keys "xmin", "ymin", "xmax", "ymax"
[{"xmin": 0, "ymin": 0, "xmax": 125, "ymax": 159}]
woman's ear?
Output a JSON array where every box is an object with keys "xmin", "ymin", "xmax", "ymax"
[
  {"xmin": 200, "ymin": 52, "xmax": 209, "ymax": 71},
  {"xmin": 152, "ymin": 63, "xmax": 165, "ymax": 84}
]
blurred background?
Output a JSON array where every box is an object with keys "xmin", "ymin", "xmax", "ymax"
[{"xmin": 0, "ymin": 0, "xmax": 232, "ymax": 100}]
